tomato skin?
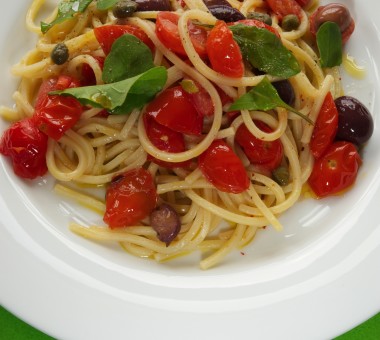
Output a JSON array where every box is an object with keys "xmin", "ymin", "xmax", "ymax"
[
  {"xmin": 265, "ymin": 0, "xmax": 302, "ymax": 21},
  {"xmin": 308, "ymin": 141, "xmax": 361, "ymax": 198},
  {"xmin": 183, "ymin": 80, "xmax": 214, "ymax": 117},
  {"xmin": 33, "ymin": 76, "xmax": 83, "ymax": 141},
  {"xmin": 294, "ymin": 0, "xmax": 311, "ymax": 7},
  {"xmin": 207, "ymin": 21, "xmax": 244, "ymax": 78},
  {"xmin": 94, "ymin": 25, "xmax": 154, "ymax": 55},
  {"xmin": 145, "ymin": 85, "xmax": 203, "ymax": 136},
  {"xmin": 144, "ymin": 115, "xmax": 191, "ymax": 168},
  {"xmin": 0, "ymin": 118, "xmax": 48, "ymax": 179},
  {"xmin": 310, "ymin": 92, "xmax": 339, "ymax": 159},
  {"xmin": 199, "ymin": 139, "xmax": 249, "ymax": 194},
  {"xmin": 235, "ymin": 121, "xmax": 283, "ymax": 171},
  {"xmin": 155, "ymin": 12, "xmax": 208, "ymax": 58},
  {"xmin": 104, "ymin": 168, "xmax": 158, "ymax": 228}
]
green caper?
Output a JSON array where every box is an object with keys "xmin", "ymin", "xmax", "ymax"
[
  {"xmin": 112, "ymin": 0, "xmax": 137, "ymax": 19},
  {"xmin": 246, "ymin": 12, "xmax": 272, "ymax": 26},
  {"xmin": 272, "ymin": 166, "xmax": 290, "ymax": 186},
  {"xmin": 50, "ymin": 43, "xmax": 69, "ymax": 65},
  {"xmin": 281, "ymin": 14, "xmax": 300, "ymax": 31}
]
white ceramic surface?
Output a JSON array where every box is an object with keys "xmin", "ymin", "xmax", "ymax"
[{"xmin": 1, "ymin": 1, "xmax": 379, "ymax": 339}]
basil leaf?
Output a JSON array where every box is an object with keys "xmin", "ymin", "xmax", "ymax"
[
  {"xmin": 317, "ymin": 22, "xmax": 342, "ymax": 68},
  {"xmin": 41, "ymin": 0, "xmax": 93, "ymax": 33},
  {"xmin": 102, "ymin": 34, "xmax": 154, "ymax": 83},
  {"xmin": 229, "ymin": 77, "xmax": 313, "ymax": 124},
  {"xmin": 52, "ymin": 67, "xmax": 167, "ymax": 114},
  {"xmin": 230, "ymin": 24, "xmax": 300, "ymax": 78},
  {"xmin": 96, "ymin": 0, "xmax": 118, "ymax": 10}
]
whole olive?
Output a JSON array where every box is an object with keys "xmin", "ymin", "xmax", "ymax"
[
  {"xmin": 113, "ymin": 0, "xmax": 137, "ymax": 18},
  {"xmin": 313, "ymin": 3, "xmax": 352, "ymax": 33},
  {"xmin": 150, "ymin": 204, "xmax": 181, "ymax": 246},
  {"xmin": 207, "ymin": 5, "xmax": 245, "ymax": 22},
  {"xmin": 134, "ymin": 0, "xmax": 171, "ymax": 11},
  {"xmin": 272, "ymin": 80, "xmax": 295, "ymax": 106},
  {"xmin": 334, "ymin": 96, "xmax": 374, "ymax": 146}
]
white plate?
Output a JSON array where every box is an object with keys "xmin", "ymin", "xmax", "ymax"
[{"xmin": 1, "ymin": 1, "xmax": 380, "ymax": 339}]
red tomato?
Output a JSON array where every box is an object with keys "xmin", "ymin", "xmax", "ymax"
[
  {"xmin": 0, "ymin": 118, "xmax": 48, "ymax": 179},
  {"xmin": 144, "ymin": 115, "xmax": 191, "ymax": 168},
  {"xmin": 81, "ymin": 56, "xmax": 105, "ymax": 86},
  {"xmin": 155, "ymin": 12, "xmax": 208, "ymax": 58},
  {"xmin": 94, "ymin": 25, "xmax": 154, "ymax": 55},
  {"xmin": 104, "ymin": 168, "xmax": 158, "ymax": 228},
  {"xmin": 265, "ymin": 0, "xmax": 302, "ymax": 21},
  {"xmin": 235, "ymin": 121, "xmax": 283, "ymax": 171},
  {"xmin": 231, "ymin": 19, "xmax": 280, "ymax": 38},
  {"xmin": 199, "ymin": 139, "xmax": 249, "ymax": 193},
  {"xmin": 33, "ymin": 76, "xmax": 83, "ymax": 141},
  {"xmin": 308, "ymin": 141, "xmax": 361, "ymax": 198},
  {"xmin": 145, "ymin": 85, "xmax": 203, "ymax": 135},
  {"xmin": 310, "ymin": 92, "xmax": 339, "ymax": 159},
  {"xmin": 295, "ymin": 0, "xmax": 311, "ymax": 7},
  {"xmin": 207, "ymin": 21, "xmax": 244, "ymax": 78},
  {"xmin": 182, "ymin": 80, "xmax": 214, "ymax": 117}
]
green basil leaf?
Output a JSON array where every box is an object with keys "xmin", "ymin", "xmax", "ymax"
[
  {"xmin": 96, "ymin": 0, "xmax": 119, "ymax": 10},
  {"xmin": 229, "ymin": 77, "xmax": 313, "ymax": 124},
  {"xmin": 102, "ymin": 34, "xmax": 154, "ymax": 83},
  {"xmin": 230, "ymin": 24, "xmax": 300, "ymax": 78},
  {"xmin": 41, "ymin": 0, "xmax": 93, "ymax": 33},
  {"xmin": 317, "ymin": 22, "xmax": 342, "ymax": 68},
  {"xmin": 51, "ymin": 66, "xmax": 167, "ymax": 114}
]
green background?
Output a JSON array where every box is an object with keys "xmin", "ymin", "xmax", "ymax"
[{"xmin": 0, "ymin": 305, "xmax": 379, "ymax": 339}]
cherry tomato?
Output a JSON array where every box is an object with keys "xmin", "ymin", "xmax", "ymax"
[
  {"xmin": 199, "ymin": 139, "xmax": 249, "ymax": 193},
  {"xmin": 81, "ymin": 56, "xmax": 105, "ymax": 86},
  {"xmin": 144, "ymin": 115, "xmax": 191, "ymax": 168},
  {"xmin": 310, "ymin": 92, "xmax": 339, "ymax": 159},
  {"xmin": 155, "ymin": 12, "xmax": 208, "ymax": 58},
  {"xmin": 308, "ymin": 141, "xmax": 361, "ymax": 198},
  {"xmin": 265, "ymin": 0, "xmax": 302, "ymax": 21},
  {"xmin": 235, "ymin": 121, "xmax": 283, "ymax": 171},
  {"xmin": 94, "ymin": 25, "xmax": 154, "ymax": 55},
  {"xmin": 207, "ymin": 21, "xmax": 244, "ymax": 78},
  {"xmin": 295, "ymin": 0, "xmax": 311, "ymax": 7},
  {"xmin": 33, "ymin": 75, "xmax": 83, "ymax": 141},
  {"xmin": 182, "ymin": 80, "xmax": 214, "ymax": 117},
  {"xmin": 104, "ymin": 168, "xmax": 158, "ymax": 228},
  {"xmin": 0, "ymin": 118, "xmax": 48, "ymax": 179},
  {"xmin": 145, "ymin": 85, "xmax": 203, "ymax": 135},
  {"xmin": 231, "ymin": 19, "xmax": 280, "ymax": 38}
]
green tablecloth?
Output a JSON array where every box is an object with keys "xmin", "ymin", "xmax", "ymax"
[{"xmin": 0, "ymin": 305, "xmax": 379, "ymax": 339}]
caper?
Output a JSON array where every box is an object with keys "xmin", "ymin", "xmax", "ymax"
[
  {"xmin": 282, "ymin": 14, "xmax": 300, "ymax": 31},
  {"xmin": 246, "ymin": 12, "xmax": 272, "ymax": 26},
  {"xmin": 272, "ymin": 166, "xmax": 289, "ymax": 186},
  {"xmin": 113, "ymin": 0, "xmax": 137, "ymax": 19},
  {"xmin": 50, "ymin": 43, "xmax": 69, "ymax": 65}
]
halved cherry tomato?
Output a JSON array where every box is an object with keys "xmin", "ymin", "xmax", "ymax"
[
  {"xmin": 94, "ymin": 25, "xmax": 154, "ymax": 55},
  {"xmin": 235, "ymin": 121, "xmax": 283, "ymax": 171},
  {"xmin": 33, "ymin": 75, "xmax": 83, "ymax": 141},
  {"xmin": 308, "ymin": 141, "xmax": 361, "ymax": 198},
  {"xmin": 295, "ymin": 0, "xmax": 311, "ymax": 7},
  {"xmin": 231, "ymin": 19, "xmax": 280, "ymax": 38},
  {"xmin": 104, "ymin": 168, "xmax": 158, "ymax": 228},
  {"xmin": 155, "ymin": 12, "xmax": 208, "ymax": 58},
  {"xmin": 144, "ymin": 115, "xmax": 191, "ymax": 168},
  {"xmin": 265, "ymin": 0, "xmax": 302, "ymax": 21},
  {"xmin": 0, "ymin": 118, "xmax": 48, "ymax": 179},
  {"xmin": 145, "ymin": 85, "xmax": 203, "ymax": 135},
  {"xmin": 207, "ymin": 21, "xmax": 244, "ymax": 78},
  {"xmin": 310, "ymin": 92, "xmax": 339, "ymax": 159},
  {"xmin": 181, "ymin": 80, "xmax": 214, "ymax": 117},
  {"xmin": 199, "ymin": 139, "xmax": 249, "ymax": 193},
  {"xmin": 81, "ymin": 56, "xmax": 105, "ymax": 86}
]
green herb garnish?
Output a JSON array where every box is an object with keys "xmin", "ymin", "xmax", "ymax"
[
  {"xmin": 316, "ymin": 22, "xmax": 343, "ymax": 68},
  {"xmin": 96, "ymin": 0, "xmax": 119, "ymax": 10}
]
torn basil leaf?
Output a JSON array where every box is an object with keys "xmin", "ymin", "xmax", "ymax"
[
  {"xmin": 96, "ymin": 0, "xmax": 119, "ymax": 10},
  {"xmin": 317, "ymin": 22, "xmax": 343, "ymax": 68}
]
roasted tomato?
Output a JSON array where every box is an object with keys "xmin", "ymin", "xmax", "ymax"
[
  {"xmin": 104, "ymin": 168, "xmax": 158, "ymax": 228},
  {"xmin": 235, "ymin": 121, "xmax": 283, "ymax": 171},
  {"xmin": 81, "ymin": 56, "xmax": 105, "ymax": 86},
  {"xmin": 145, "ymin": 85, "xmax": 203, "ymax": 135},
  {"xmin": 33, "ymin": 75, "xmax": 83, "ymax": 141},
  {"xmin": 0, "ymin": 118, "xmax": 48, "ymax": 179},
  {"xmin": 308, "ymin": 141, "xmax": 361, "ymax": 198},
  {"xmin": 265, "ymin": 0, "xmax": 302, "ymax": 21},
  {"xmin": 181, "ymin": 79, "xmax": 214, "ymax": 117},
  {"xmin": 199, "ymin": 139, "xmax": 249, "ymax": 193},
  {"xmin": 310, "ymin": 92, "xmax": 339, "ymax": 159},
  {"xmin": 207, "ymin": 21, "xmax": 244, "ymax": 78},
  {"xmin": 155, "ymin": 11, "xmax": 208, "ymax": 58}
]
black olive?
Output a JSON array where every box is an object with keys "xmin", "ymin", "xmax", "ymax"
[
  {"xmin": 207, "ymin": 5, "xmax": 245, "ymax": 22},
  {"xmin": 150, "ymin": 204, "xmax": 181, "ymax": 246},
  {"xmin": 272, "ymin": 80, "xmax": 295, "ymax": 106},
  {"xmin": 334, "ymin": 96, "xmax": 374, "ymax": 146},
  {"xmin": 134, "ymin": 0, "xmax": 171, "ymax": 11},
  {"xmin": 313, "ymin": 3, "xmax": 352, "ymax": 33},
  {"xmin": 246, "ymin": 12, "xmax": 272, "ymax": 26},
  {"xmin": 51, "ymin": 43, "xmax": 69, "ymax": 65},
  {"xmin": 113, "ymin": 0, "xmax": 137, "ymax": 19}
]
